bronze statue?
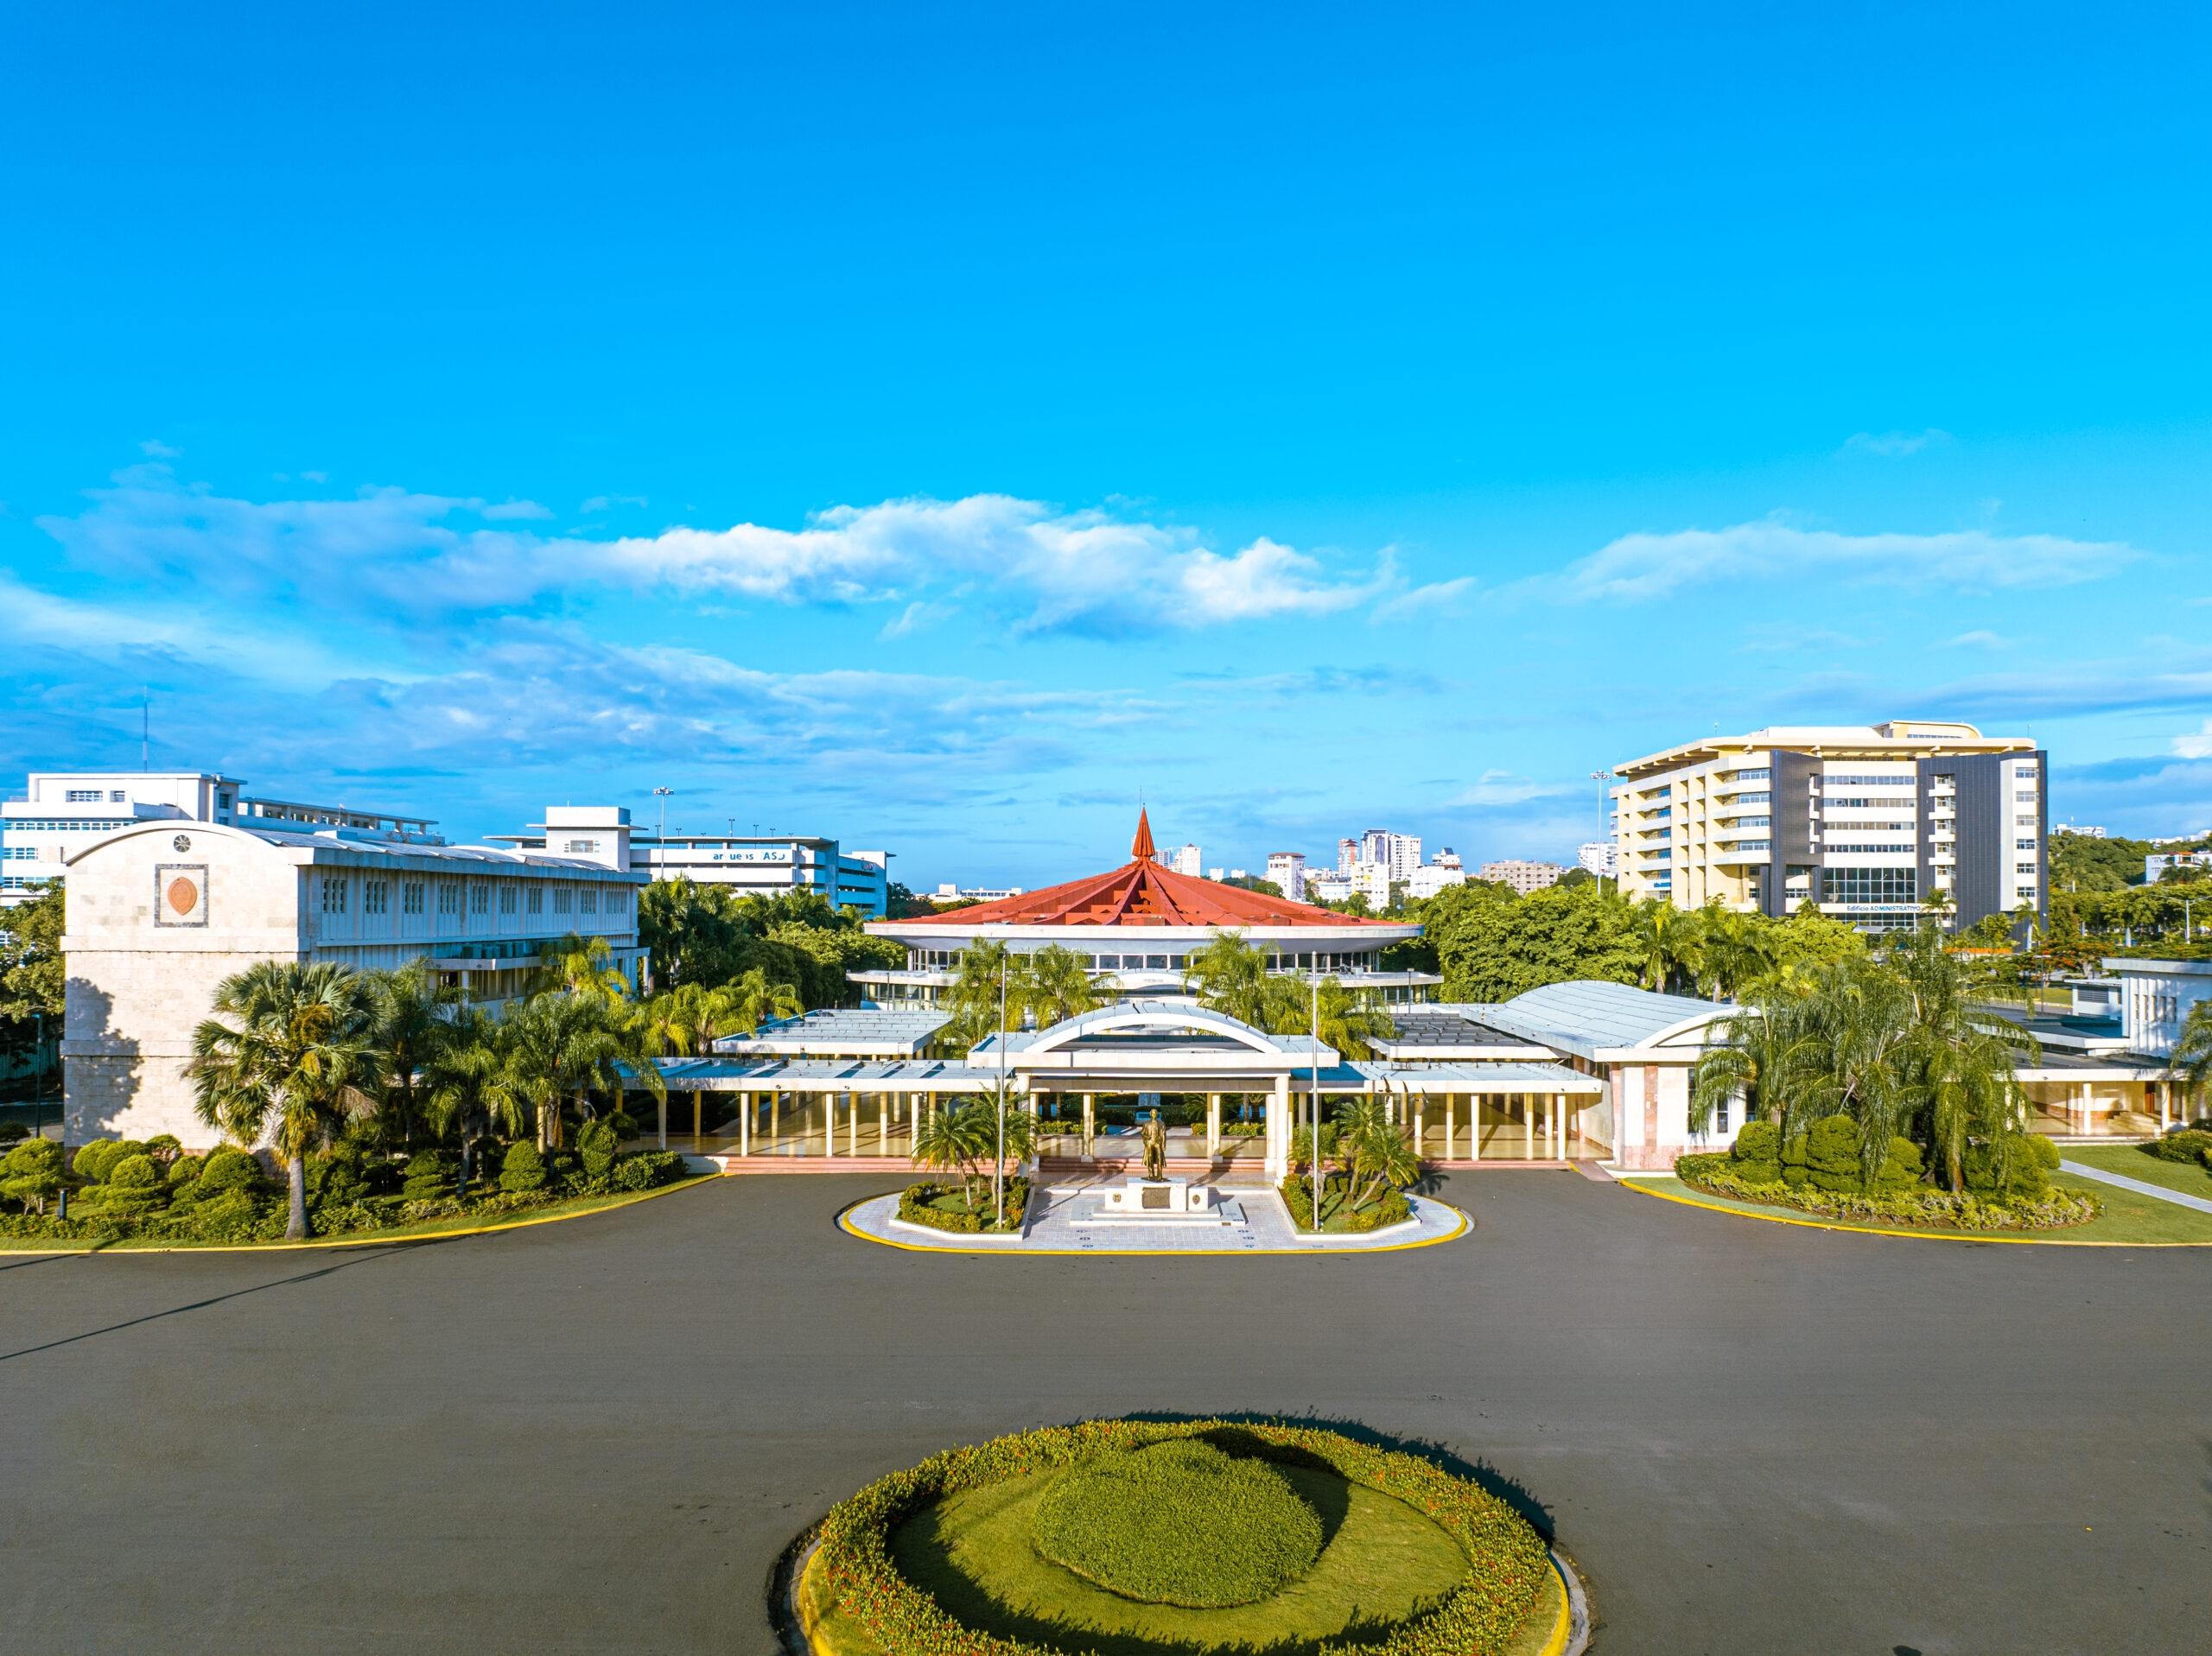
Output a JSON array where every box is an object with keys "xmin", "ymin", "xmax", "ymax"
[{"xmin": 1141, "ymin": 1112, "xmax": 1168, "ymax": 1181}]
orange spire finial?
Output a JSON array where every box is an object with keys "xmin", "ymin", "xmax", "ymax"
[{"xmin": 1131, "ymin": 808, "xmax": 1156, "ymax": 862}]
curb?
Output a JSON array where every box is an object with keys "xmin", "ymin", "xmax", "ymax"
[
  {"xmin": 1625, "ymin": 1177, "xmax": 2212, "ymax": 1247},
  {"xmin": 837, "ymin": 1192, "xmax": 1471, "ymax": 1256}
]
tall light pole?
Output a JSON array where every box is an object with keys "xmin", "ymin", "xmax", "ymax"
[
  {"xmin": 994, "ymin": 950, "xmax": 1010, "ymax": 1227},
  {"xmin": 1309, "ymin": 968, "xmax": 1323, "ymax": 1232},
  {"xmin": 1590, "ymin": 771, "xmax": 1613, "ymax": 847},
  {"xmin": 652, "ymin": 786, "xmax": 673, "ymax": 845}
]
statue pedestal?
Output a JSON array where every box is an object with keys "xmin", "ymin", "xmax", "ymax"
[{"xmin": 1100, "ymin": 1177, "xmax": 1212, "ymax": 1215}]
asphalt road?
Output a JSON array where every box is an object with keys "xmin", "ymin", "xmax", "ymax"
[{"xmin": 3, "ymin": 1173, "xmax": 2206, "ymax": 1654}]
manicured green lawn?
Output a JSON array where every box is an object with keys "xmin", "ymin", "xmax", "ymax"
[
  {"xmin": 2063, "ymin": 1142, "xmax": 2212, "ymax": 1202},
  {"xmin": 0, "ymin": 1175, "xmax": 719, "ymax": 1252},
  {"xmin": 1642, "ymin": 1173, "xmax": 2212, "ymax": 1246},
  {"xmin": 807, "ymin": 1463, "xmax": 1486, "ymax": 1656}
]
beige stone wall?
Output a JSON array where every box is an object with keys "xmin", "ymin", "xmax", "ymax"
[{"xmin": 61, "ymin": 823, "xmax": 308, "ymax": 1145}]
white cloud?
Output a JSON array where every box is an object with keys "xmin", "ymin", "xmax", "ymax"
[
  {"xmin": 1942, "ymin": 630, "xmax": 2026, "ymax": 649},
  {"xmin": 581, "ymin": 494, "xmax": 648, "ymax": 513},
  {"xmin": 1533, "ymin": 518, "xmax": 2133, "ymax": 604},
  {"xmin": 137, "ymin": 439, "xmax": 181, "ymax": 459},
  {"xmin": 1447, "ymin": 769, "xmax": 1576, "ymax": 807},
  {"xmin": 1842, "ymin": 428, "xmax": 1954, "ymax": 458},
  {"xmin": 480, "ymin": 498, "xmax": 554, "ymax": 521},
  {"xmin": 36, "ymin": 480, "xmax": 1387, "ymax": 637},
  {"xmin": 2176, "ymin": 721, "xmax": 2212, "ymax": 760},
  {"xmin": 1371, "ymin": 574, "xmax": 1478, "ymax": 622}
]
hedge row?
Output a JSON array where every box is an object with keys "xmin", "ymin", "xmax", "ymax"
[
  {"xmin": 1280, "ymin": 1174, "xmax": 1414, "ymax": 1232},
  {"xmin": 896, "ymin": 1178, "xmax": 1029, "ymax": 1234},
  {"xmin": 810, "ymin": 1418, "xmax": 1551, "ymax": 1656},
  {"xmin": 1675, "ymin": 1153, "xmax": 2102, "ymax": 1231},
  {"xmin": 0, "ymin": 1150, "xmax": 691, "ymax": 1244}
]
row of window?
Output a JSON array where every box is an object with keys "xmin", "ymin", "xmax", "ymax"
[
  {"xmin": 1821, "ymin": 866, "xmax": 1918, "ymax": 904},
  {"xmin": 317, "ymin": 874, "xmax": 630, "ymax": 920},
  {"xmin": 63, "ymin": 789, "xmax": 128, "ymax": 803},
  {"xmin": 5, "ymin": 819, "xmax": 134, "ymax": 832}
]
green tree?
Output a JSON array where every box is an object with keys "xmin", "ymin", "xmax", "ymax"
[
  {"xmin": 1022, "ymin": 943, "xmax": 1108, "ymax": 1028},
  {"xmin": 489, "ymin": 992, "xmax": 631, "ymax": 1152},
  {"xmin": 1, "ymin": 1135, "xmax": 66, "ymax": 1214},
  {"xmin": 364, "ymin": 960, "xmax": 458, "ymax": 1149},
  {"xmin": 186, "ymin": 961, "xmax": 385, "ymax": 1240},
  {"xmin": 1332, "ymin": 1097, "xmax": 1421, "ymax": 1211},
  {"xmin": 726, "ymin": 967, "xmax": 804, "ymax": 1033},
  {"xmin": 0, "ymin": 881, "xmax": 65, "ymax": 1022},
  {"xmin": 423, "ymin": 1002, "xmax": 518, "ymax": 1192},
  {"xmin": 537, "ymin": 932, "xmax": 632, "ymax": 1001},
  {"xmin": 1427, "ymin": 880, "xmax": 1643, "ymax": 1003},
  {"xmin": 1182, "ymin": 930, "xmax": 1283, "ymax": 1029}
]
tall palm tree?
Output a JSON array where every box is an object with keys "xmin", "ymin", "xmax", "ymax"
[
  {"xmin": 489, "ymin": 992, "xmax": 631, "ymax": 1152},
  {"xmin": 1631, "ymin": 900, "xmax": 1705, "ymax": 995},
  {"xmin": 423, "ymin": 1003, "xmax": 518, "ymax": 1194},
  {"xmin": 1302, "ymin": 976, "xmax": 1393, "ymax": 1059},
  {"xmin": 1182, "ymin": 930, "xmax": 1276, "ymax": 1028},
  {"xmin": 1025, "ymin": 943, "xmax": 1107, "ymax": 1027},
  {"xmin": 1697, "ymin": 907, "xmax": 1773, "ymax": 1003},
  {"xmin": 1333, "ymin": 1097, "xmax": 1421, "ymax": 1211},
  {"xmin": 187, "ymin": 961, "xmax": 385, "ymax": 1240},
  {"xmin": 537, "ymin": 932, "xmax": 632, "ymax": 1002},
  {"xmin": 364, "ymin": 959, "xmax": 458, "ymax": 1150},
  {"xmin": 725, "ymin": 968, "xmax": 804, "ymax": 1037},
  {"xmin": 1919, "ymin": 888, "xmax": 1957, "ymax": 933}
]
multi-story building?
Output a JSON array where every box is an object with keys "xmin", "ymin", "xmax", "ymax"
[
  {"xmin": 1349, "ymin": 861, "xmax": 1394, "ymax": 907},
  {"xmin": 1358, "ymin": 830, "xmax": 1423, "ymax": 881},
  {"xmin": 1265, "ymin": 852, "xmax": 1307, "ymax": 902},
  {"xmin": 1408, "ymin": 862, "xmax": 1466, "ymax": 899},
  {"xmin": 1337, "ymin": 837, "xmax": 1359, "ymax": 875},
  {"xmin": 1578, "ymin": 841, "xmax": 1619, "ymax": 878},
  {"xmin": 1306, "ymin": 870, "xmax": 1352, "ymax": 904},
  {"xmin": 1171, "ymin": 843, "xmax": 1202, "ymax": 876},
  {"xmin": 933, "ymin": 883, "xmax": 1026, "ymax": 904},
  {"xmin": 2, "ymin": 771, "xmax": 441, "ymax": 905},
  {"xmin": 1611, "ymin": 720, "xmax": 2046, "ymax": 935},
  {"xmin": 2145, "ymin": 852, "xmax": 2212, "ymax": 881},
  {"xmin": 1480, "ymin": 859, "xmax": 1567, "ymax": 894},
  {"xmin": 2054, "ymin": 824, "xmax": 2106, "ymax": 839},
  {"xmin": 497, "ymin": 824, "xmax": 891, "ymax": 917},
  {"xmin": 60, "ymin": 803, "xmax": 646, "ymax": 1144}
]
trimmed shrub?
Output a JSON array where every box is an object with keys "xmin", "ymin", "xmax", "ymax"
[
  {"xmin": 72, "ymin": 1139, "xmax": 145, "ymax": 1184},
  {"xmin": 1029, "ymin": 1439, "xmax": 1324, "ymax": 1607},
  {"xmin": 1804, "ymin": 1116, "xmax": 1863, "ymax": 1192},
  {"xmin": 2028, "ymin": 1133, "xmax": 2062, "ymax": 1171},
  {"xmin": 401, "ymin": 1150, "xmax": 457, "ymax": 1202},
  {"xmin": 0, "ymin": 1121, "xmax": 29, "ymax": 1144},
  {"xmin": 611, "ymin": 1150, "xmax": 685, "ymax": 1191},
  {"xmin": 178, "ymin": 1146, "xmax": 272, "ymax": 1202},
  {"xmin": 897, "ymin": 1177, "xmax": 1027, "ymax": 1233},
  {"xmin": 143, "ymin": 1133, "xmax": 183, "ymax": 1164},
  {"xmin": 1732, "ymin": 1120, "xmax": 1780, "ymax": 1163},
  {"xmin": 499, "ymin": 1140, "xmax": 548, "ymax": 1193},
  {"xmin": 576, "ymin": 1120, "xmax": 620, "ymax": 1182},
  {"xmin": 1964, "ymin": 1133, "xmax": 2050, "ymax": 1200},
  {"xmin": 308, "ymin": 1143, "xmax": 375, "ymax": 1207},
  {"xmin": 2143, "ymin": 1129, "xmax": 2212, "ymax": 1165},
  {"xmin": 1, "ymin": 1136, "xmax": 66, "ymax": 1211},
  {"xmin": 167, "ymin": 1154, "xmax": 205, "ymax": 1187},
  {"xmin": 88, "ymin": 1154, "xmax": 171, "ymax": 1215},
  {"xmin": 809, "ymin": 1419, "xmax": 1550, "ymax": 1656},
  {"xmin": 1677, "ymin": 1155, "xmax": 2101, "ymax": 1230}
]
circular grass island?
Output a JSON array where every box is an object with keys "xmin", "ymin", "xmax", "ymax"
[{"xmin": 794, "ymin": 1419, "xmax": 1570, "ymax": 1656}]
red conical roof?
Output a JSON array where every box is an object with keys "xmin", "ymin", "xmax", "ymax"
[{"xmin": 901, "ymin": 812, "xmax": 1401, "ymax": 930}]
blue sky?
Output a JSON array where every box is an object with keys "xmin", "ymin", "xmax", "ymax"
[{"xmin": 4, "ymin": 3, "xmax": 2210, "ymax": 886}]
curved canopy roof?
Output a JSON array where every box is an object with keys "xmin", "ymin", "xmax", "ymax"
[{"xmin": 896, "ymin": 810, "xmax": 1402, "ymax": 932}]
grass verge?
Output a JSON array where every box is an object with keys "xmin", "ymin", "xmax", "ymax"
[
  {"xmin": 2063, "ymin": 1142, "xmax": 2212, "ymax": 1202},
  {"xmin": 1639, "ymin": 1172, "xmax": 2212, "ymax": 1245},
  {"xmin": 0, "ymin": 1174, "xmax": 720, "ymax": 1252}
]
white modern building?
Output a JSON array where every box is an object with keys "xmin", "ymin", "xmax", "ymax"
[
  {"xmin": 60, "ymin": 803, "xmax": 648, "ymax": 1144},
  {"xmin": 2145, "ymin": 852, "xmax": 2212, "ymax": 881},
  {"xmin": 1481, "ymin": 860, "xmax": 1567, "ymax": 894},
  {"xmin": 1578, "ymin": 841, "xmax": 1618, "ymax": 879},
  {"xmin": 1171, "ymin": 843, "xmax": 1202, "ymax": 876},
  {"xmin": 1408, "ymin": 862, "xmax": 1467, "ymax": 899},
  {"xmin": 3, "ymin": 770, "xmax": 441, "ymax": 906},
  {"xmin": 1265, "ymin": 852, "xmax": 1307, "ymax": 902},
  {"xmin": 494, "ymin": 823, "xmax": 892, "ymax": 918},
  {"xmin": 1612, "ymin": 720, "xmax": 2046, "ymax": 936},
  {"xmin": 933, "ymin": 882, "xmax": 1027, "ymax": 905}
]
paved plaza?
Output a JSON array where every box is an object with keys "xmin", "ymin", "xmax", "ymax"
[{"xmin": 3, "ymin": 1171, "xmax": 2207, "ymax": 1653}]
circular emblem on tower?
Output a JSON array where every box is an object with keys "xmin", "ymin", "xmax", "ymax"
[{"xmin": 173, "ymin": 834, "xmax": 191, "ymax": 852}]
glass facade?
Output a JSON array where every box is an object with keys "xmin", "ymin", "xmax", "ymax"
[{"xmin": 1821, "ymin": 866, "xmax": 1917, "ymax": 904}]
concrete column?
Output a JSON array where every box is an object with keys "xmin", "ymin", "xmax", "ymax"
[
  {"xmin": 1207, "ymin": 1093, "xmax": 1221, "ymax": 1158},
  {"xmin": 1444, "ymin": 1094, "xmax": 1454, "ymax": 1161},
  {"xmin": 1083, "ymin": 1093, "xmax": 1095, "ymax": 1160},
  {"xmin": 849, "ymin": 1093, "xmax": 859, "ymax": 1157},
  {"xmin": 692, "ymin": 1089, "xmax": 702, "ymax": 1145},
  {"xmin": 739, "ymin": 1093, "xmax": 750, "ymax": 1158},
  {"xmin": 1555, "ymin": 1094, "xmax": 1566, "ymax": 1160},
  {"xmin": 1414, "ymin": 1093, "xmax": 1425, "ymax": 1164},
  {"xmin": 823, "ymin": 1092, "xmax": 835, "ymax": 1158},
  {"xmin": 1267, "ymin": 1074, "xmax": 1289, "ymax": 1181}
]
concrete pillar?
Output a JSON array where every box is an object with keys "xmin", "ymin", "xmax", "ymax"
[
  {"xmin": 1413, "ymin": 1094, "xmax": 1424, "ymax": 1163},
  {"xmin": 692, "ymin": 1089, "xmax": 702, "ymax": 1145},
  {"xmin": 823, "ymin": 1092, "xmax": 835, "ymax": 1158},
  {"xmin": 740, "ymin": 1092, "xmax": 750, "ymax": 1158},
  {"xmin": 1206, "ymin": 1093, "xmax": 1221, "ymax": 1158},
  {"xmin": 1444, "ymin": 1094, "xmax": 1454, "ymax": 1161},
  {"xmin": 1267, "ymin": 1074, "xmax": 1289, "ymax": 1181},
  {"xmin": 849, "ymin": 1093, "xmax": 859, "ymax": 1157},
  {"xmin": 1083, "ymin": 1093, "xmax": 1095, "ymax": 1160},
  {"xmin": 1555, "ymin": 1094, "xmax": 1566, "ymax": 1160}
]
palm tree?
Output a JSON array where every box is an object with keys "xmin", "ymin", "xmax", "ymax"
[
  {"xmin": 1919, "ymin": 888, "xmax": 1957, "ymax": 933},
  {"xmin": 725, "ymin": 968, "xmax": 804, "ymax": 1037},
  {"xmin": 910, "ymin": 1098, "xmax": 977, "ymax": 1203},
  {"xmin": 1025, "ymin": 943, "xmax": 1107, "ymax": 1027},
  {"xmin": 364, "ymin": 959, "xmax": 458, "ymax": 1150},
  {"xmin": 1631, "ymin": 900, "xmax": 1704, "ymax": 995},
  {"xmin": 489, "ymin": 992, "xmax": 631, "ymax": 1152},
  {"xmin": 1303, "ymin": 976, "xmax": 1393, "ymax": 1059},
  {"xmin": 537, "ymin": 932, "xmax": 632, "ymax": 1002},
  {"xmin": 1182, "ymin": 930, "xmax": 1275, "ymax": 1028},
  {"xmin": 2166, "ymin": 999, "xmax": 2212, "ymax": 1121},
  {"xmin": 423, "ymin": 1003, "xmax": 517, "ymax": 1194},
  {"xmin": 1333, "ymin": 1097, "xmax": 1421, "ymax": 1211},
  {"xmin": 1697, "ymin": 907, "xmax": 1773, "ymax": 1003},
  {"xmin": 187, "ymin": 961, "xmax": 385, "ymax": 1240}
]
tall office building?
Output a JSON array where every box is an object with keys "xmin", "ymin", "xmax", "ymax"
[
  {"xmin": 1611, "ymin": 721, "xmax": 2045, "ymax": 935},
  {"xmin": 1172, "ymin": 842, "xmax": 1202, "ymax": 877},
  {"xmin": 1264, "ymin": 851, "xmax": 1307, "ymax": 902},
  {"xmin": 1357, "ymin": 830, "xmax": 1423, "ymax": 881}
]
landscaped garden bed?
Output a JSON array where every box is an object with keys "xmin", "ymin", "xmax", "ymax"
[
  {"xmin": 1278, "ymin": 1174, "xmax": 1414, "ymax": 1234},
  {"xmin": 797, "ymin": 1418, "xmax": 1559, "ymax": 1656},
  {"xmin": 896, "ymin": 1177, "xmax": 1030, "ymax": 1235}
]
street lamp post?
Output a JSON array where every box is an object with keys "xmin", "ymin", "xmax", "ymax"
[{"xmin": 652, "ymin": 787, "xmax": 673, "ymax": 845}]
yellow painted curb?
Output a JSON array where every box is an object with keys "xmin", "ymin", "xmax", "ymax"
[
  {"xmin": 0, "ymin": 1174, "xmax": 719, "ymax": 1256},
  {"xmin": 1626, "ymin": 1178, "xmax": 2212, "ymax": 1247},
  {"xmin": 836, "ymin": 1194, "xmax": 1471, "ymax": 1255}
]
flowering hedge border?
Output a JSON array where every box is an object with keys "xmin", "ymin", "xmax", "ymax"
[
  {"xmin": 807, "ymin": 1418, "xmax": 1551, "ymax": 1656},
  {"xmin": 896, "ymin": 1179, "xmax": 1030, "ymax": 1236},
  {"xmin": 1674, "ymin": 1154, "xmax": 2102, "ymax": 1232}
]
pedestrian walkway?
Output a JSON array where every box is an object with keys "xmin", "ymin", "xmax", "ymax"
[{"xmin": 2060, "ymin": 1159, "xmax": 2212, "ymax": 1215}]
